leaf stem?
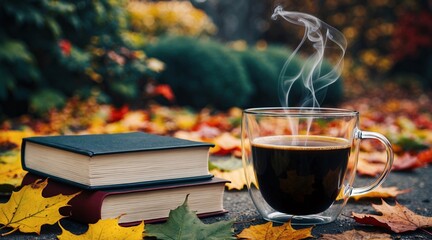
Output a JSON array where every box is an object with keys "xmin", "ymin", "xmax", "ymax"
[{"xmin": 0, "ymin": 227, "xmax": 18, "ymax": 237}]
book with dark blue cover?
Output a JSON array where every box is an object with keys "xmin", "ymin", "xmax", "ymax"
[{"xmin": 21, "ymin": 132, "xmax": 214, "ymax": 189}]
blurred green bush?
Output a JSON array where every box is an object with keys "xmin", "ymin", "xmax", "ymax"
[
  {"xmin": 146, "ymin": 37, "xmax": 343, "ymax": 109},
  {"xmin": 0, "ymin": 0, "xmax": 158, "ymax": 118},
  {"xmin": 236, "ymin": 45, "xmax": 343, "ymax": 108},
  {"xmin": 145, "ymin": 36, "xmax": 252, "ymax": 110}
]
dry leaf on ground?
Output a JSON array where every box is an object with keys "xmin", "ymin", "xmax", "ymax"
[
  {"xmin": 210, "ymin": 168, "xmax": 246, "ymax": 190},
  {"xmin": 320, "ymin": 229, "xmax": 391, "ymax": 240},
  {"xmin": 0, "ymin": 179, "xmax": 79, "ymax": 236},
  {"xmin": 210, "ymin": 132, "xmax": 241, "ymax": 156},
  {"xmin": 350, "ymin": 186, "xmax": 410, "ymax": 201},
  {"xmin": 352, "ymin": 199, "xmax": 432, "ymax": 233},
  {"xmin": 58, "ymin": 217, "xmax": 144, "ymax": 240},
  {"xmin": 357, "ymin": 152, "xmax": 425, "ymax": 176},
  {"xmin": 237, "ymin": 221, "xmax": 313, "ymax": 240},
  {"xmin": 417, "ymin": 148, "xmax": 432, "ymax": 165},
  {"xmin": 0, "ymin": 153, "xmax": 27, "ymax": 188}
]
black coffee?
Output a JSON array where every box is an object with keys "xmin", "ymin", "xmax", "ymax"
[{"xmin": 251, "ymin": 135, "xmax": 350, "ymax": 215}]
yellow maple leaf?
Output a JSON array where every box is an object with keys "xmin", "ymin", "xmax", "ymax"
[
  {"xmin": 0, "ymin": 179, "xmax": 79, "ymax": 236},
  {"xmin": 350, "ymin": 186, "xmax": 411, "ymax": 201},
  {"xmin": 210, "ymin": 168, "xmax": 246, "ymax": 190},
  {"xmin": 237, "ymin": 221, "xmax": 313, "ymax": 240},
  {"xmin": 58, "ymin": 217, "xmax": 144, "ymax": 240}
]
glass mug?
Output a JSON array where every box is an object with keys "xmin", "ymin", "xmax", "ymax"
[{"xmin": 241, "ymin": 107, "xmax": 393, "ymax": 225}]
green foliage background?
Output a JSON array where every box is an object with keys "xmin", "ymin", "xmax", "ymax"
[
  {"xmin": 6, "ymin": 1, "xmax": 427, "ymax": 117},
  {"xmin": 0, "ymin": 0, "xmax": 156, "ymax": 118}
]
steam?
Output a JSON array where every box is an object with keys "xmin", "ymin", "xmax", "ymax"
[{"xmin": 272, "ymin": 6, "xmax": 347, "ymax": 108}]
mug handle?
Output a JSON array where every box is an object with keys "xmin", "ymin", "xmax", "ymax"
[{"xmin": 351, "ymin": 130, "xmax": 394, "ymax": 196}]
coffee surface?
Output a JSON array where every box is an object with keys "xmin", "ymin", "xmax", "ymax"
[{"xmin": 251, "ymin": 135, "xmax": 350, "ymax": 215}]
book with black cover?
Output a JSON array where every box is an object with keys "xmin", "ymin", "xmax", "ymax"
[
  {"xmin": 22, "ymin": 173, "xmax": 228, "ymax": 225},
  {"xmin": 21, "ymin": 132, "xmax": 214, "ymax": 189}
]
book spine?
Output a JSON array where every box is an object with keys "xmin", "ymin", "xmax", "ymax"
[{"xmin": 20, "ymin": 139, "xmax": 28, "ymax": 171}]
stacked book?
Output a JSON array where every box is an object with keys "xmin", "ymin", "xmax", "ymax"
[{"xmin": 20, "ymin": 132, "xmax": 228, "ymax": 225}]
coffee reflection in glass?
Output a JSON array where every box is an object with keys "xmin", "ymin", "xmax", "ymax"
[{"xmin": 242, "ymin": 108, "xmax": 393, "ymax": 225}]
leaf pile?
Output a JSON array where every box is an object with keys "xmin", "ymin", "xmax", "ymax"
[{"xmin": 0, "ymin": 97, "xmax": 432, "ymax": 238}]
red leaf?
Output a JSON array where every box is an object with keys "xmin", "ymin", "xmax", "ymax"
[
  {"xmin": 58, "ymin": 39, "xmax": 72, "ymax": 56},
  {"xmin": 154, "ymin": 84, "xmax": 175, "ymax": 102},
  {"xmin": 417, "ymin": 148, "xmax": 432, "ymax": 165},
  {"xmin": 109, "ymin": 105, "xmax": 130, "ymax": 122},
  {"xmin": 392, "ymin": 153, "xmax": 424, "ymax": 171}
]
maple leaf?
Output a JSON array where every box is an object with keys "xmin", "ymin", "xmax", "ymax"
[
  {"xmin": 145, "ymin": 195, "xmax": 234, "ymax": 240},
  {"xmin": 352, "ymin": 199, "xmax": 432, "ymax": 233},
  {"xmin": 58, "ymin": 217, "xmax": 144, "ymax": 240},
  {"xmin": 350, "ymin": 186, "xmax": 410, "ymax": 201},
  {"xmin": 237, "ymin": 221, "xmax": 313, "ymax": 240},
  {"xmin": 0, "ymin": 179, "xmax": 79, "ymax": 236},
  {"xmin": 210, "ymin": 168, "xmax": 246, "ymax": 190},
  {"xmin": 320, "ymin": 229, "xmax": 391, "ymax": 240}
]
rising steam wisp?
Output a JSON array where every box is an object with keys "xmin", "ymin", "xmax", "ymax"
[{"xmin": 272, "ymin": 6, "xmax": 347, "ymax": 108}]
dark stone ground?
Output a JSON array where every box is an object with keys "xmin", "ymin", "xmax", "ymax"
[{"xmin": 1, "ymin": 166, "xmax": 431, "ymax": 239}]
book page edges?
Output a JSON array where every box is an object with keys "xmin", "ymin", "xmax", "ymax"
[
  {"xmin": 101, "ymin": 181, "xmax": 227, "ymax": 223},
  {"xmin": 23, "ymin": 141, "xmax": 91, "ymax": 186}
]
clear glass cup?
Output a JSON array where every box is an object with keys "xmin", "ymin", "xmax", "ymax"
[{"xmin": 241, "ymin": 107, "xmax": 393, "ymax": 225}]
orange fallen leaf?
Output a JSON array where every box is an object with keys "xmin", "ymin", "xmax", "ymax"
[
  {"xmin": 320, "ymin": 229, "xmax": 391, "ymax": 240},
  {"xmin": 58, "ymin": 217, "xmax": 144, "ymax": 240},
  {"xmin": 210, "ymin": 133, "xmax": 241, "ymax": 156},
  {"xmin": 0, "ymin": 179, "xmax": 79, "ymax": 236},
  {"xmin": 352, "ymin": 199, "xmax": 432, "ymax": 233},
  {"xmin": 350, "ymin": 186, "xmax": 410, "ymax": 201},
  {"xmin": 357, "ymin": 152, "xmax": 425, "ymax": 176},
  {"xmin": 154, "ymin": 84, "xmax": 175, "ymax": 102},
  {"xmin": 357, "ymin": 154, "xmax": 385, "ymax": 176},
  {"xmin": 237, "ymin": 221, "xmax": 313, "ymax": 240}
]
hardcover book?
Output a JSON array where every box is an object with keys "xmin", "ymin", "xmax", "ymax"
[
  {"xmin": 21, "ymin": 132, "xmax": 214, "ymax": 189},
  {"xmin": 22, "ymin": 173, "xmax": 228, "ymax": 225}
]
